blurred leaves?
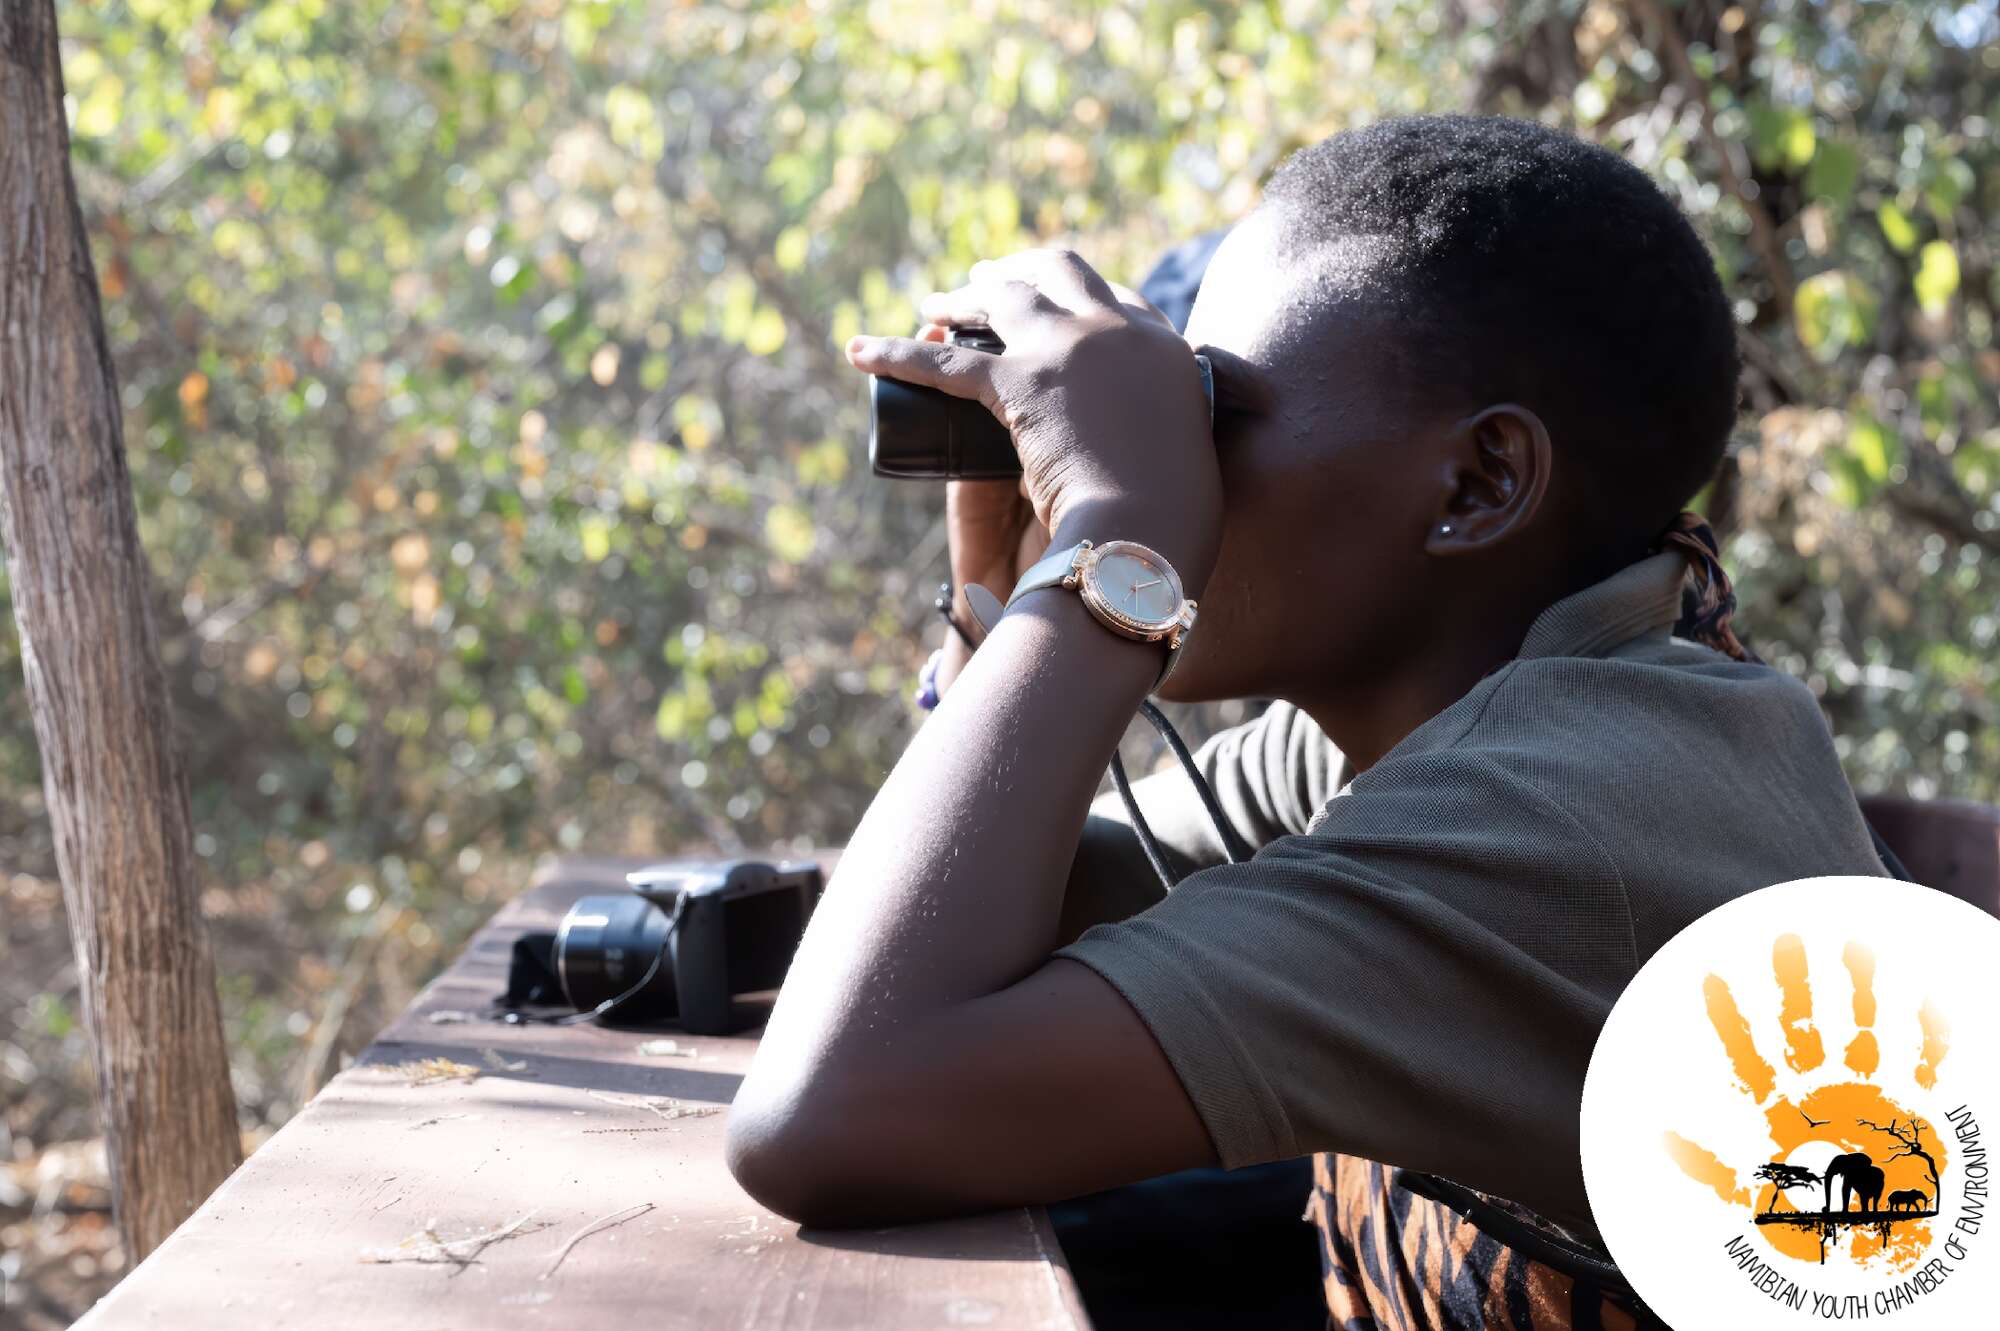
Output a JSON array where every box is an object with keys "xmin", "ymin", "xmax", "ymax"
[
  {"xmin": 1914, "ymin": 241, "xmax": 1961, "ymax": 317},
  {"xmin": 1879, "ymin": 200, "xmax": 1920, "ymax": 255},
  {"xmin": 1795, "ymin": 271, "xmax": 1879, "ymax": 359}
]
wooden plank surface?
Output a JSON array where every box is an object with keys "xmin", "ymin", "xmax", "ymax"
[{"xmin": 77, "ymin": 859, "xmax": 1091, "ymax": 1330}]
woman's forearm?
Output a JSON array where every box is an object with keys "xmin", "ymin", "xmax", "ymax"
[{"xmin": 742, "ymin": 566, "xmax": 1162, "ymax": 1092}]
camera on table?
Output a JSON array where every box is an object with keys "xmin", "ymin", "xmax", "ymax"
[{"xmin": 547, "ymin": 859, "xmax": 824, "ymax": 1035}]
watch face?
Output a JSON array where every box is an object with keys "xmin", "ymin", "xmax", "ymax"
[{"xmin": 1084, "ymin": 542, "xmax": 1183, "ymax": 631}]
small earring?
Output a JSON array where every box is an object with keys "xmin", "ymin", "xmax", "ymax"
[{"xmin": 1439, "ymin": 523, "xmax": 1454, "ymax": 536}]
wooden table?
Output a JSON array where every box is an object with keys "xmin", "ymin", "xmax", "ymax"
[
  {"xmin": 77, "ymin": 860, "xmax": 1091, "ymax": 1330},
  {"xmin": 1860, "ymin": 795, "xmax": 2000, "ymax": 914}
]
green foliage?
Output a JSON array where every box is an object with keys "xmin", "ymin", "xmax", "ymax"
[
  {"xmin": 1, "ymin": 0, "xmax": 1994, "ymax": 1155},
  {"xmin": 1795, "ymin": 271, "xmax": 1879, "ymax": 359},
  {"xmin": 1914, "ymin": 241, "xmax": 1961, "ymax": 317}
]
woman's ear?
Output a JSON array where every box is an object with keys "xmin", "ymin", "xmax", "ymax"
[{"xmin": 1423, "ymin": 404, "xmax": 1553, "ymax": 555}]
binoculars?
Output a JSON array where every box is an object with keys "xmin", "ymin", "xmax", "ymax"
[
  {"xmin": 868, "ymin": 327, "xmax": 1020, "ymax": 479},
  {"xmin": 868, "ymin": 326, "xmax": 1213, "ymax": 480}
]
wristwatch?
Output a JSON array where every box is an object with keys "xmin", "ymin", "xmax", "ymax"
[{"xmin": 964, "ymin": 540, "xmax": 1197, "ymax": 689}]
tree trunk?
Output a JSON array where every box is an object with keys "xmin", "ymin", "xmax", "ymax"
[{"xmin": 0, "ymin": 2, "xmax": 241, "ymax": 1261}]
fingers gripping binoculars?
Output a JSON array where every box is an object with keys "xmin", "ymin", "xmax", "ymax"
[
  {"xmin": 867, "ymin": 326, "xmax": 1214, "ymax": 480},
  {"xmin": 868, "ymin": 327, "xmax": 1020, "ymax": 479}
]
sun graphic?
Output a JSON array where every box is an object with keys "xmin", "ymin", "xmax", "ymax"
[{"xmin": 1664, "ymin": 935, "xmax": 1951, "ymax": 1272}]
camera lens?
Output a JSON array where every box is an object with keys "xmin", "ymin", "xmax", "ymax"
[{"xmin": 554, "ymin": 894, "xmax": 678, "ymax": 1022}]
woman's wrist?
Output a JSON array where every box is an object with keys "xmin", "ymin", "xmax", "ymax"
[
  {"xmin": 1049, "ymin": 496, "xmax": 1220, "ymax": 602},
  {"xmin": 924, "ymin": 578, "xmax": 984, "ymax": 702},
  {"xmin": 935, "ymin": 630, "xmax": 975, "ymax": 695}
]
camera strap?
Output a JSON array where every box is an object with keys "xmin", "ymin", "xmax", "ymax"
[
  {"xmin": 1110, "ymin": 699, "xmax": 1250, "ymax": 891},
  {"xmin": 1121, "ymin": 696, "xmax": 1913, "ymax": 891}
]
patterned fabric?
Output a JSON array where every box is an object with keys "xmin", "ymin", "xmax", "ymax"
[
  {"xmin": 1657, "ymin": 511, "xmax": 1761, "ymax": 664},
  {"xmin": 1307, "ymin": 1154, "xmax": 1667, "ymax": 1331}
]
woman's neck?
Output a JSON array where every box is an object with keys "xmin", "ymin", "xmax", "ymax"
[{"xmin": 1295, "ymin": 602, "xmax": 1542, "ymax": 777}]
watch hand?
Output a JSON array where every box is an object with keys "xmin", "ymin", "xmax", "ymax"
[{"xmin": 1132, "ymin": 578, "xmax": 1163, "ymax": 591}]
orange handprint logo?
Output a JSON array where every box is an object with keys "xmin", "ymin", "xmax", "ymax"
[{"xmin": 1665, "ymin": 934, "xmax": 1952, "ymax": 1271}]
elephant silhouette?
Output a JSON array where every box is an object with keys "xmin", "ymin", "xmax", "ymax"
[
  {"xmin": 1887, "ymin": 1189, "xmax": 1929, "ymax": 1214},
  {"xmin": 1823, "ymin": 1152, "xmax": 1887, "ymax": 1214}
]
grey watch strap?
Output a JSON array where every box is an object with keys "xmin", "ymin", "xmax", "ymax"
[
  {"xmin": 1009, "ymin": 542, "xmax": 1087, "ymax": 603},
  {"xmin": 960, "ymin": 543, "xmax": 1081, "ymax": 639},
  {"xmin": 963, "ymin": 582, "xmax": 1004, "ymax": 638}
]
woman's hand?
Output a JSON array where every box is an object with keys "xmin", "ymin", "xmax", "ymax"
[
  {"xmin": 910, "ymin": 320, "xmax": 1051, "ymax": 615},
  {"xmin": 899, "ymin": 325, "xmax": 1051, "ymax": 691},
  {"xmin": 939, "ymin": 472, "xmax": 1047, "ymax": 690},
  {"xmin": 847, "ymin": 249, "xmax": 1222, "ymax": 600}
]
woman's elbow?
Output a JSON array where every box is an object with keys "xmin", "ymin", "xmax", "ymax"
[
  {"xmin": 725, "ymin": 1089, "xmax": 867, "ymax": 1228},
  {"xmin": 728, "ymin": 1073, "xmax": 970, "ymax": 1229}
]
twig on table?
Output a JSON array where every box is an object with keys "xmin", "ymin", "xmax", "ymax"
[
  {"xmin": 585, "ymin": 1089, "xmax": 721, "ymax": 1121},
  {"xmin": 650, "ymin": 1102, "xmax": 720, "ymax": 1121},
  {"xmin": 409, "ymin": 1112, "xmax": 472, "ymax": 1131},
  {"xmin": 360, "ymin": 1210, "xmax": 549, "ymax": 1272},
  {"xmin": 540, "ymin": 1202, "xmax": 655, "ymax": 1280}
]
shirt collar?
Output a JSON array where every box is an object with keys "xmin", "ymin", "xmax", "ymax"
[{"xmin": 1516, "ymin": 550, "xmax": 1689, "ymax": 661}]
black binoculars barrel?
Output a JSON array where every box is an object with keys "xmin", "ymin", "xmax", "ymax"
[{"xmin": 867, "ymin": 327, "xmax": 1021, "ymax": 480}]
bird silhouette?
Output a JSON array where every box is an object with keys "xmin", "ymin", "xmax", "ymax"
[{"xmin": 1797, "ymin": 1107, "xmax": 1829, "ymax": 1129}]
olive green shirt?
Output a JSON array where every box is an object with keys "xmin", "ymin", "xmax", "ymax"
[{"xmin": 1055, "ymin": 551, "xmax": 1889, "ymax": 1232}]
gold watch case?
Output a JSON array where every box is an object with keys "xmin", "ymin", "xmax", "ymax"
[{"xmin": 1065, "ymin": 540, "xmax": 1198, "ymax": 650}]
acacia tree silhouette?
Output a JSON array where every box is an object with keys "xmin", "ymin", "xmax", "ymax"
[
  {"xmin": 1860, "ymin": 1117, "xmax": 1942, "ymax": 1214},
  {"xmin": 1754, "ymin": 1163, "xmax": 1822, "ymax": 1213}
]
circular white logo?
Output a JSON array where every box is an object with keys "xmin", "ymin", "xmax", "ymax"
[{"xmin": 1582, "ymin": 876, "xmax": 2000, "ymax": 1328}]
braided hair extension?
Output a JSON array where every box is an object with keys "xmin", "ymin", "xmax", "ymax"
[
  {"xmin": 1655, "ymin": 514, "xmax": 1912, "ymax": 880},
  {"xmin": 1658, "ymin": 511, "xmax": 1762, "ymax": 665}
]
